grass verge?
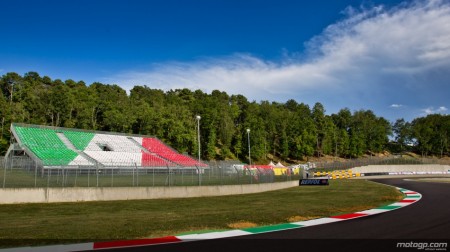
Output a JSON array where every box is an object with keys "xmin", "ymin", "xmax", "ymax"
[
  {"xmin": 406, "ymin": 178, "xmax": 450, "ymax": 183},
  {"xmin": 0, "ymin": 179, "xmax": 402, "ymax": 248}
]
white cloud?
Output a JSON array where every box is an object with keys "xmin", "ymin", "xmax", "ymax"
[
  {"xmin": 107, "ymin": 0, "xmax": 450, "ymax": 120},
  {"xmin": 421, "ymin": 106, "xmax": 448, "ymax": 115},
  {"xmin": 390, "ymin": 104, "xmax": 403, "ymax": 108},
  {"xmin": 112, "ymin": 55, "xmax": 338, "ymax": 99}
]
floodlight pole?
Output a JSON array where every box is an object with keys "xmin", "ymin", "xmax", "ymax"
[
  {"xmin": 247, "ymin": 129, "xmax": 251, "ymax": 167},
  {"xmin": 196, "ymin": 115, "xmax": 201, "ymax": 163}
]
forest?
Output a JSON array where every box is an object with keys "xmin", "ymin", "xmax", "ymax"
[{"xmin": 0, "ymin": 71, "xmax": 448, "ymax": 163}]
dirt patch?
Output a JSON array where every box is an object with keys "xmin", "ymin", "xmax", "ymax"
[
  {"xmin": 227, "ymin": 221, "xmax": 258, "ymax": 229},
  {"xmin": 286, "ymin": 216, "xmax": 322, "ymax": 222}
]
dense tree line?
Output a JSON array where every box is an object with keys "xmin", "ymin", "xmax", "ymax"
[
  {"xmin": 0, "ymin": 72, "xmax": 448, "ymax": 162},
  {"xmin": 392, "ymin": 115, "xmax": 450, "ymax": 157}
]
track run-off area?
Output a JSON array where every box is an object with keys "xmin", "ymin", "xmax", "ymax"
[
  {"xmin": 3, "ymin": 176, "xmax": 449, "ymax": 252},
  {"xmin": 108, "ymin": 178, "xmax": 449, "ymax": 252}
]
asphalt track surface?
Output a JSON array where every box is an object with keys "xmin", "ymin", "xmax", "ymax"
[{"xmin": 101, "ymin": 178, "xmax": 450, "ymax": 252}]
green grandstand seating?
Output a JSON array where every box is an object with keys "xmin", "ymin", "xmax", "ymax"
[
  {"xmin": 63, "ymin": 131, "xmax": 95, "ymax": 150},
  {"xmin": 14, "ymin": 126, "xmax": 78, "ymax": 166}
]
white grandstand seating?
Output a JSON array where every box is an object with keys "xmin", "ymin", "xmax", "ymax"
[
  {"xmin": 84, "ymin": 151, "xmax": 142, "ymax": 167},
  {"xmin": 84, "ymin": 134, "xmax": 142, "ymax": 152},
  {"xmin": 69, "ymin": 155, "xmax": 95, "ymax": 166}
]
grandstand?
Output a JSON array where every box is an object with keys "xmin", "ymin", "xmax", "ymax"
[{"xmin": 5, "ymin": 123, "xmax": 208, "ymax": 172}]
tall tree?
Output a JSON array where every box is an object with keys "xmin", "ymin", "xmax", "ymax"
[
  {"xmin": 392, "ymin": 118, "xmax": 412, "ymax": 152},
  {"xmin": 312, "ymin": 102, "xmax": 326, "ymax": 157}
]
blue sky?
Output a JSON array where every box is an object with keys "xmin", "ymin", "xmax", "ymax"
[{"xmin": 1, "ymin": 0, "xmax": 449, "ymax": 122}]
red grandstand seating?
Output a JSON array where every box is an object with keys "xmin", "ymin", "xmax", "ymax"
[
  {"xmin": 141, "ymin": 138, "xmax": 207, "ymax": 167},
  {"xmin": 141, "ymin": 152, "xmax": 175, "ymax": 167}
]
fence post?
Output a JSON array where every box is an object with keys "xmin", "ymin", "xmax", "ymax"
[
  {"xmin": 41, "ymin": 160, "xmax": 44, "ymax": 178},
  {"xmin": 196, "ymin": 166, "xmax": 201, "ymax": 186},
  {"xmin": 47, "ymin": 168, "xmax": 51, "ymax": 189},
  {"xmin": 132, "ymin": 164, "xmax": 135, "ymax": 187},
  {"xmin": 56, "ymin": 166, "xmax": 60, "ymax": 186},
  {"xmin": 136, "ymin": 165, "xmax": 139, "ymax": 187},
  {"xmin": 234, "ymin": 166, "xmax": 240, "ymax": 184},
  {"xmin": 219, "ymin": 165, "xmax": 223, "ymax": 185},
  {"xmin": 64, "ymin": 164, "xmax": 68, "ymax": 187},
  {"xmin": 166, "ymin": 165, "xmax": 170, "ymax": 186},
  {"xmin": 60, "ymin": 164, "xmax": 64, "ymax": 187},
  {"xmin": 63, "ymin": 163, "xmax": 67, "ymax": 187},
  {"xmin": 96, "ymin": 163, "xmax": 99, "ymax": 187},
  {"xmin": 74, "ymin": 165, "xmax": 78, "ymax": 187},
  {"xmin": 181, "ymin": 168, "xmax": 184, "ymax": 186},
  {"xmin": 245, "ymin": 166, "xmax": 252, "ymax": 184},
  {"xmin": 111, "ymin": 168, "xmax": 114, "ymax": 187},
  {"xmin": 2, "ymin": 157, "xmax": 6, "ymax": 188},
  {"xmin": 34, "ymin": 162, "xmax": 37, "ymax": 187}
]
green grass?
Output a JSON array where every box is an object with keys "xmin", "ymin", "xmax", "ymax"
[
  {"xmin": 408, "ymin": 178, "xmax": 450, "ymax": 183},
  {"xmin": 0, "ymin": 179, "xmax": 403, "ymax": 248}
]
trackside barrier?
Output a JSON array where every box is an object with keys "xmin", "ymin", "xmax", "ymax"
[{"xmin": 0, "ymin": 181, "xmax": 299, "ymax": 204}]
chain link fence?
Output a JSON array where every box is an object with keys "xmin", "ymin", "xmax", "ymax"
[
  {"xmin": 1, "ymin": 156, "xmax": 301, "ymax": 188},
  {"xmin": 3, "ymin": 155, "xmax": 447, "ymax": 188}
]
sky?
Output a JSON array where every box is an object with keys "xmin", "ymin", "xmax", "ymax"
[{"xmin": 1, "ymin": 0, "xmax": 450, "ymax": 122}]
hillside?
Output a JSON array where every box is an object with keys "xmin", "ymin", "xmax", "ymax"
[{"xmin": 1, "ymin": 72, "xmax": 449, "ymax": 161}]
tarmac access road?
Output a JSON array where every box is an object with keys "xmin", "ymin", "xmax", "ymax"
[{"xmin": 105, "ymin": 178, "xmax": 450, "ymax": 252}]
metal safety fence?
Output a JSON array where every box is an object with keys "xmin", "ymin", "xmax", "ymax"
[{"xmin": 1, "ymin": 156, "xmax": 301, "ymax": 188}]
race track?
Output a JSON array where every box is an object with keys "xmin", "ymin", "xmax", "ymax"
[{"xmin": 101, "ymin": 178, "xmax": 450, "ymax": 252}]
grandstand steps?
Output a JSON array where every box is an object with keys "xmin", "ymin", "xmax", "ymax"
[
  {"xmin": 56, "ymin": 133, "xmax": 77, "ymax": 150},
  {"xmin": 81, "ymin": 152, "xmax": 105, "ymax": 168},
  {"xmin": 56, "ymin": 132, "xmax": 98, "ymax": 167},
  {"xmin": 128, "ymin": 137, "xmax": 152, "ymax": 154}
]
